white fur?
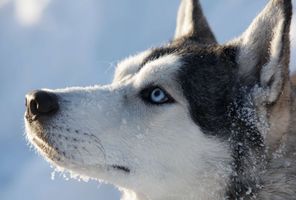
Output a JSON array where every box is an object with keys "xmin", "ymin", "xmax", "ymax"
[{"xmin": 113, "ymin": 50, "xmax": 152, "ymax": 83}]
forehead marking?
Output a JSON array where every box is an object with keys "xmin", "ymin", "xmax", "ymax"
[
  {"xmin": 134, "ymin": 54, "xmax": 182, "ymax": 88},
  {"xmin": 140, "ymin": 47, "xmax": 177, "ymax": 70},
  {"xmin": 114, "ymin": 50, "xmax": 153, "ymax": 82}
]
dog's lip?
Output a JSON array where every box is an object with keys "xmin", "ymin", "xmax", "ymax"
[
  {"xmin": 111, "ymin": 165, "xmax": 130, "ymax": 173},
  {"xmin": 26, "ymin": 119, "xmax": 131, "ymax": 174},
  {"xmin": 32, "ymin": 136, "xmax": 58, "ymax": 157}
]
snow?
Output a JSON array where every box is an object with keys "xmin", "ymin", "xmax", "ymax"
[{"xmin": 0, "ymin": 0, "xmax": 295, "ymax": 200}]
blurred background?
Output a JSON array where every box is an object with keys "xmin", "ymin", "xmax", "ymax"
[{"xmin": 0, "ymin": 0, "xmax": 295, "ymax": 199}]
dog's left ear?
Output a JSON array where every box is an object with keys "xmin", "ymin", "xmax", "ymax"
[
  {"xmin": 174, "ymin": 0, "xmax": 217, "ymax": 44},
  {"xmin": 232, "ymin": 0, "xmax": 292, "ymax": 104}
]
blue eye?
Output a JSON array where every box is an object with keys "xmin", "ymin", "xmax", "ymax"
[
  {"xmin": 141, "ymin": 86, "xmax": 174, "ymax": 105},
  {"xmin": 150, "ymin": 88, "xmax": 167, "ymax": 103}
]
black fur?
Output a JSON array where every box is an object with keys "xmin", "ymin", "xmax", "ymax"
[
  {"xmin": 226, "ymin": 86, "xmax": 265, "ymax": 199},
  {"xmin": 177, "ymin": 43, "xmax": 237, "ymax": 135}
]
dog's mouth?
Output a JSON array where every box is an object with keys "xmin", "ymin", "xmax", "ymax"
[
  {"xmin": 111, "ymin": 165, "xmax": 131, "ymax": 173},
  {"xmin": 26, "ymin": 119, "xmax": 131, "ymax": 175}
]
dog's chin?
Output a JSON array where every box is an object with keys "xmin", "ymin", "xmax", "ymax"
[
  {"xmin": 25, "ymin": 116, "xmax": 74, "ymax": 169},
  {"xmin": 25, "ymin": 119, "xmax": 62, "ymax": 165}
]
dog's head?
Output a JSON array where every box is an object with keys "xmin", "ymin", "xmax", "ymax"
[{"xmin": 25, "ymin": 0, "xmax": 292, "ymax": 199}]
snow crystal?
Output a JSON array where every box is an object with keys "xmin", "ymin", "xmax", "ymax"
[
  {"xmin": 50, "ymin": 171, "xmax": 55, "ymax": 180},
  {"xmin": 49, "ymin": 165, "xmax": 91, "ymax": 183},
  {"xmin": 246, "ymin": 187, "xmax": 252, "ymax": 195}
]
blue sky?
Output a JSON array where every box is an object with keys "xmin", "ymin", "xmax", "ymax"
[{"xmin": 0, "ymin": 0, "xmax": 295, "ymax": 200}]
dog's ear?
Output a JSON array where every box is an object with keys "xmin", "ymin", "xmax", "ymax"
[
  {"xmin": 231, "ymin": 0, "xmax": 292, "ymax": 104},
  {"xmin": 174, "ymin": 0, "xmax": 217, "ymax": 44}
]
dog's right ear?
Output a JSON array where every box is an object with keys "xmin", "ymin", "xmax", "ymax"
[
  {"xmin": 174, "ymin": 0, "xmax": 217, "ymax": 44},
  {"xmin": 230, "ymin": 0, "xmax": 292, "ymax": 104}
]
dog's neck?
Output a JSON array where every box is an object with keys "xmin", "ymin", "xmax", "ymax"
[
  {"xmin": 118, "ymin": 163, "xmax": 231, "ymax": 200},
  {"xmin": 120, "ymin": 186, "xmax": 228, "ymax": 200}
]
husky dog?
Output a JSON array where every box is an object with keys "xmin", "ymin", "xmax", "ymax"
[{"xmin": 25, "ymin": 0, "xmax": 295, "ymax": 199}]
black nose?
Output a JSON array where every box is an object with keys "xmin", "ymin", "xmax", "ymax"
[{"xmin": 25, "ymin": 90, "xmax": 59, "ymax": 119}]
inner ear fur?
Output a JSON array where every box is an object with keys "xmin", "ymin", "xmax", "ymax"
[{"xmin": 230, "ymin": 0, "xmax": 292, "ymax": 104}]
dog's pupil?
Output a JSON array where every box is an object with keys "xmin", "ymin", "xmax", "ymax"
[{"xmin": 154, "ymin": 90, "xmax": 161, "ymax": 97}]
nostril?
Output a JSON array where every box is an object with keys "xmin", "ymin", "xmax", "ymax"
[
  {"xmin": 29, "ymin": 99, "xmax": 39, "ymax": 116},
  {"xmin": 25, "ymin": 90, "xmax": 59, "ymax": 119}
]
